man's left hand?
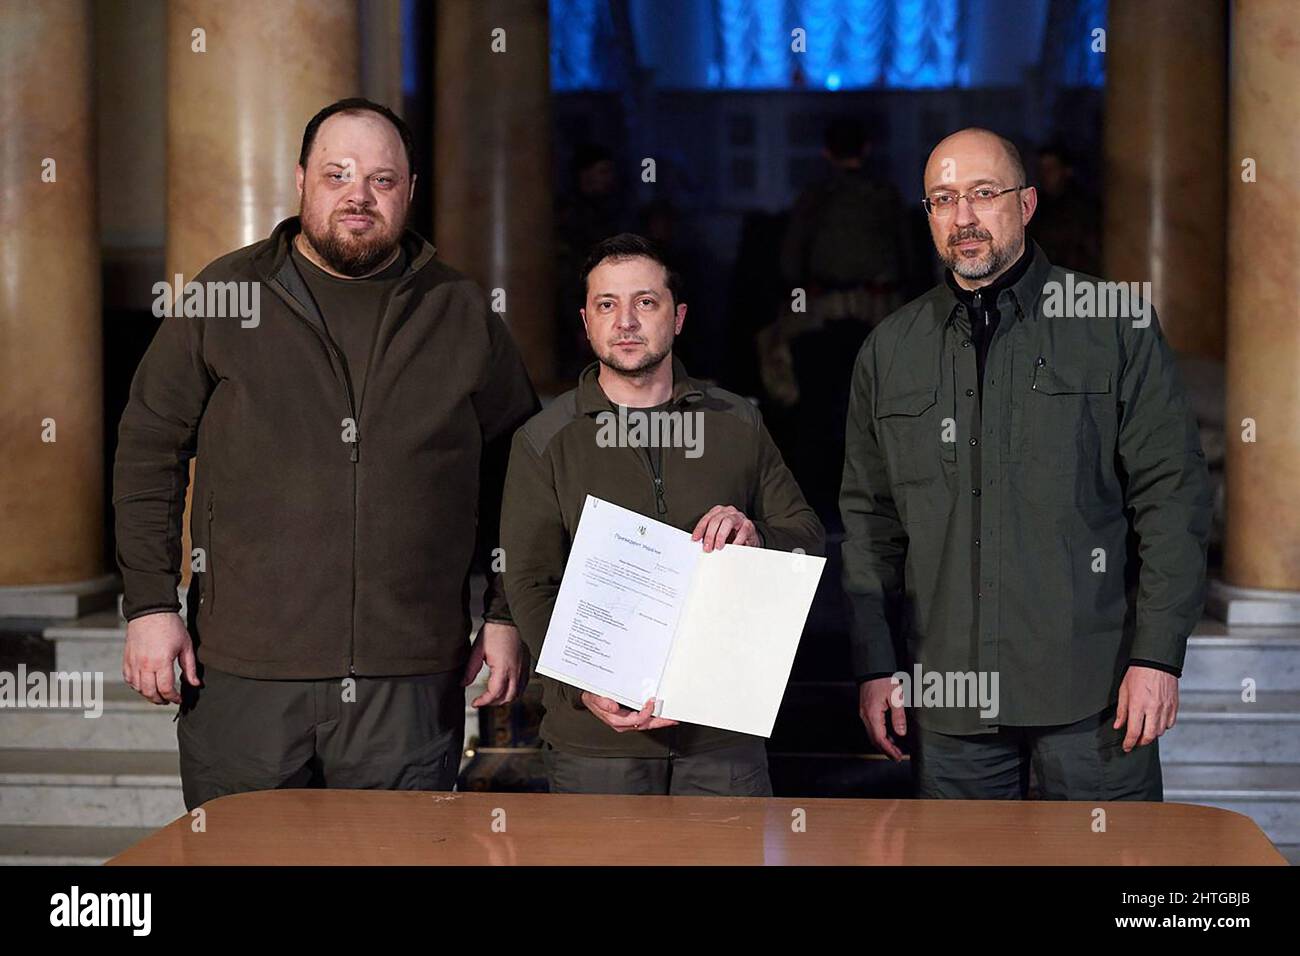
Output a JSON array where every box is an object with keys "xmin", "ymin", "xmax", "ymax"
[
  {"xmin": 691, "ymin": 505, "xmax": 761, "ymax": 552},
  {"xmin": 1114, "ymin": 664, "xmax": 1179, "ymax": 752},
  {"xmin": 463, "ymin": 621, "xmax": 527, "ymax": 707}
]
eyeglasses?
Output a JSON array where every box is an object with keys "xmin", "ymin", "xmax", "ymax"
[{"xmin": 922, "ymin": 185, "xmax": 1027, "ymax": 218}]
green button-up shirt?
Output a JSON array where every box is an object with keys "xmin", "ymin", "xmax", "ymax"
[{"xmin": 840, "ymin": 242, "xmax": 1212, "ymax": 734}]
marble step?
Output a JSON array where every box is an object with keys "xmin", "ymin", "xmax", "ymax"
[
  {"xmin": 1180, "ymin": 620, "xmax": 1300, "ymax": 692},
  {"xmin": 0, "ymin": 682, "xmax": 178, "ymax": 751},
  {"xmin": 1, "ymin": 675, "xmax": 485, "ymax": 755},
  {"xmin": 1159, "ymin": 690, "xmax": 1300, "ymax": 764},
  {"xmin": 0, "ymin": 749, "xmax": 184, "ymax": 828},
  {"xmin": 45, "ymin": 610, "xmax": 128, "ymax": 683},
  {"xmin": 0, "ymin": 824, "xmax": 156, "ymax": 866},
  {"xmin": 1163, "ymin": 762, "xmax": 1300, "ymax": 846}
]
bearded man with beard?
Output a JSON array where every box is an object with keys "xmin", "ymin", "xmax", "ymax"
[
  {"xmin": 840, "ymin": 128, "xmax": 1211, "ymax": 801},
  {"xmin": 114, "ymin": 99, "xmax": 539, "ymax": 809}
]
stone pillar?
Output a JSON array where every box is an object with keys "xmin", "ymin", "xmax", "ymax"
[
  {"xmin": 0, "ymin": 0, "xmax": 114, "ymax": 616},
  {"xmin": 1216, "ymin": 0, "xmax": 1300, "ymax": 623},
  {"xmin": 434, "ymin": 0, "xmax": 556, "ymax": 389},
  {"xmin": 166, "ymin": 0, "xmax": 361, "ymax": 590},
  {"xmin": 1102, "ymin": 0, "xmax": 1226, "ymax": 360},
  {"xmin": 166, "ymin": 0, "xmax": 361, "ymax": 280}
]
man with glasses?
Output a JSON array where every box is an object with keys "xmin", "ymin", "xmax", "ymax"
[{"xmin": 840, "ymin": 127, "xmax": 1211, "ymax": 799}]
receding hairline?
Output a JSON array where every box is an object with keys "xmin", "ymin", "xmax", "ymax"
[
  {"xmin": 314, "ymin": 109, "xmax": 405, "ymax": 148},
  {"xmin": 301, "ymin": 106, "xmax": 412, "ymax": 174},
  {"xmin": 924, "ymin": 128, "xmax": 1026, "ymax": 190}
]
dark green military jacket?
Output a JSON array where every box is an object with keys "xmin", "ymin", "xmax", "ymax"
[
  {"xmin": 502, "ymin": 357, "xmax": 825, "ymax": 757},
  {"xmin": 840, "ymin": 242, "xmax": 1211, "ymax": 734}
]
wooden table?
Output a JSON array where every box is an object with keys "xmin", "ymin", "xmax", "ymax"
[{"xmin": 107, "ymin": 790, "xmax": 1287, "ymax": 865}]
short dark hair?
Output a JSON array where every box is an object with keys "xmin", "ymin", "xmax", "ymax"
[
  {"xmin": 824, "ymin": 116, "xmax": 868, "ymax": 160},
  {"xmin": 580, "ymin": 233, "xmax": 685, "ymax": 307},
  {"xmin": 299, "ymin": 98, "xmax": 416, "ymax": 177}
]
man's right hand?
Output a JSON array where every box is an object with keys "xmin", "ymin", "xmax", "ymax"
[
  {"xmin": 580, "ymin": 692, "xmax": 679, "ymax": 733},
  {"xmin": 859, "ymin": 676, "xmax": 907, "ymax": 761},
  {"xmin": 123, "ymin": 611, "xmax": 200, "ymax": 705}
]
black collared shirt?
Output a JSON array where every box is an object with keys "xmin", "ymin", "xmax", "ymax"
[{"xmin": 944, "ymin": 244, "xmax": 1034, "ymax": 404}]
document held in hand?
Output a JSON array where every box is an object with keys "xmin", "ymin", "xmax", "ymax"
[{"xmin": 535, "ymin": 495, "xmax": 826, "ymax": 738}]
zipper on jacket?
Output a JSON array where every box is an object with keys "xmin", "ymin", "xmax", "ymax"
[
  {"xmin": 348, "ymin": 456, "xmax": 357, "ymax": 677},
  {"xmin": 268, "ymin": 279, "xmax": 362, "ymax": 460},
  {"xmin": 267, "ymin": 277, "xmax": 362, "ymax": 676},
  {"xmin": 205, "ymin": 492, "xmax": 215, "ymax": 612},
  {"xmin": 645, "ymin": 446, "xmax": 667, "ymax": 516}
]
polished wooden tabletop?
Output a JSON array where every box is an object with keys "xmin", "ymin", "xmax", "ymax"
[{"xmin": 107, "ymin": 789, "xmax": 1287, "ymax": 865}]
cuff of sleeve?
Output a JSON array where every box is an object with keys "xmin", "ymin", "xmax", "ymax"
[
  {"xmin": 124, "ymin": 605, "xmax": 182, "ymax": 623},
  {"xmin": 855, "ymin": 671, "xmax": 896, "ymax": 684},
  {"xmin": 120, "ymin": 571, "xmax": 181, "ymax": 621},
  {"xmin": 1128, "ymin": 630, "xmax": 1189, "ymax": 674},
  {"xmin": 1128, "ymin": 658, "xmax": 1182, "ymax": 679},
  {"xmin": 481, "ymin": 575, "xmax": 513, "ymax": 625}
]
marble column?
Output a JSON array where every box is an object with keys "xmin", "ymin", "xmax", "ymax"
[
  {"xmin": 1217, "ymin": 0, "xmax": 1300, "ymax": 622},
  {"xmin": 0, "ymin": 0, "xmax": 113, "ymax": 616},
  {"xmin": 166, "ymin": 0, "xmax": 362, "ymax": 279},
  {"xmin": 434, "ymin": 0, "xmax": 556, "ymax": 389},
  {"xmin": 1102, "ymin": 0, "xmax": 1226, "ymax": 360},
  {"xmin": 166, "ymin": 0, "xmax": 360, "ymax": 592}
]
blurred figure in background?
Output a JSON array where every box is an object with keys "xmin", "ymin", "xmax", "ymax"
[
  {"xmin": 640, "ymin": 198, "xmax": 721, "ymax": 381},
  {"xmin": 555, "ymin": 144, "xmax": 635, "ymax": 380},
  {"xmin": 1030, "ymin": 141, "xmax": 1101, "ymax": 276},
  {"xmin": 763, "ymin": 116, "xmax": 907, "ymax": 528}
]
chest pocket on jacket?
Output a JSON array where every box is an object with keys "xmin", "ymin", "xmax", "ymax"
[
  {"xmin": 876, "ymin": 386, "xmax": 955, "ymax": 486},
  {"xmin": 1027, "ymin": 363, "xmax": 1112, "ymax": 475}
]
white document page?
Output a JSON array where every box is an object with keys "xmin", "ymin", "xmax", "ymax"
[
  {"xmin": 657, "ymin": 543, "xmax": 825, "ymax": 737},
  {"xmin": 536, "ymin": 496, "xmax": 702, "ymax": 710},
  {"xmin": 537, "ymin": 495, "xmax": 827, "ymax": 737}
]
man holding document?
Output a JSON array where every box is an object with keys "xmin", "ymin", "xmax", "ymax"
[{"xmin": 502, "ymin": 233, "xmax": 824, "ymax": 796}]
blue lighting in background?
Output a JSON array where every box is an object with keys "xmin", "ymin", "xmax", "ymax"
[
  {"xmin": 550, "ymin": 0, "xmax": 616, "ymax": 91},
  {"xmin": 549, "ymin": 0, "xmax": 1105, "ymax": 92},
  {"xmin": 401, "ymin": 0, "xmax": 418, "ymax": 96},
  {"xmin": 1062, "ymin": 0, "xmax": 1107, "ymax": 87}
]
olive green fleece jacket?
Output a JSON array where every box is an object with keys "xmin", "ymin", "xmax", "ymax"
[
  {"xmin": 113, "ymin": 217, "xmax": 539, "ymax": 679},
  {"xmin": 501, "ymin": 357, "xmax": 825, "ymax": 758}
]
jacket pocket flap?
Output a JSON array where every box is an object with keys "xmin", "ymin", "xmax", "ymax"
[
  {"xmin": 1035, "ymin": 366, "xmax": 1111, "ymax": 395},
  {"xmin": 877, "ymin": 386, "xmax": 938, "ymax": 417}
]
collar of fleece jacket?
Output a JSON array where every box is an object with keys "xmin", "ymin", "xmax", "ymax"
[{"xmin": 575, "ymin": 354, "xmax": 706, "ymax": 416}]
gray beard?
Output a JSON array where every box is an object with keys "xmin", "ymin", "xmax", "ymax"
[{"xmin": 944, "ymin": 235, "xmax": 1021, "ymax": 281}]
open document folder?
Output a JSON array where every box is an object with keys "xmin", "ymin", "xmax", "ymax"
[{"xmin": 535, "ymin": 495, "xmax": 826, "ymax": 738}]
